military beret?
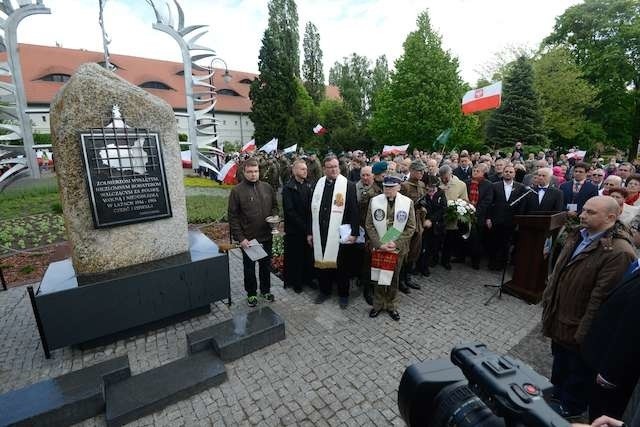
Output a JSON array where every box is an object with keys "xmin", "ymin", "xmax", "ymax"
[
  {"xmin": 372, "ymin": 161, "xmax": 388, "ymax": 175},
  {"xmin": 410, "ymin": 159, "xmax": 426, "ymax": 171}
]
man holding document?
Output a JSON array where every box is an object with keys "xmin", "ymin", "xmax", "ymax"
[
  {"xmin": 365, "ymin": 175, "xmax": 416, "ymax": 321},
  {"xmin": 228, "ymin": 158, "xmax": 279, "ymax": 307},
  {"xmin": 310, "ymin": 155, "xmax": 360, "ymax": 309}
]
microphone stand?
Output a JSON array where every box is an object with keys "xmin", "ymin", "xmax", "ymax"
[{"xmin": 484, "ymin": 185, "xmax": 533, "ymax": 306}]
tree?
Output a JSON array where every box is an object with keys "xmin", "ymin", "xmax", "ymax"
[
  {"xmin": 545, "ymin": 0, "xmax": 640, "ymax": 154},
  {"xmin": 486, "ymin": 56, "xmax": 546, "ymax": 147},
  {"xmin": 533, "ymin": 47, "xmax": 603, "ymax": 149},
  {"xmin": 249, "ymin": 0, "xmax": 300, "ymax": 145},
  {"xmin": 302, "ymin": 21, "xmax": 324, "ymax": 104},
  {"xmin": 369, "ymin": 55, "xmax": 390, "ymax": 112},
  {"xmin": 369, "ymin": 11, "xmax": 475, "ymax": 151},
  {"xmin": 329, "ymin": 53, "xmax": 372, "ymax": 124}
]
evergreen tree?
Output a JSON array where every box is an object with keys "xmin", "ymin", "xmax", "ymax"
[
  {"xmin": 302, "ymin": 21, "xmax": 325, "ymax": 104},
  {"xmin": 369, "ymin": 11, "xmax": 474, "ymax": 150},
  {"xmin": 328, "ymin": 54, "xmax": 372, "ymax": 124},
  {"xmin": 486, "ymin": 56, "xmax": 546, "ymax": 147}
]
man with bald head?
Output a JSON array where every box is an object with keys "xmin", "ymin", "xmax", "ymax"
[
  {"xmin": 542, "ymin": 196, "xmax": 636, "ymax": 418},
  {"xmin": 522, "ymin": 167, "xmax": 564, "ymax": 214}
]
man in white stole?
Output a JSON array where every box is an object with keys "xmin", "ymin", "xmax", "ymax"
[
  {"xmin": 365, "ymin": 175, "xmax": 416, "ymax": 321},
  {"xmin": 309, "ymin": 156, "xmax": 360, "ymax": 308}
]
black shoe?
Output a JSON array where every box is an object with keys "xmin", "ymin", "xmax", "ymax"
[
  {"xmin": 429, "ymin": 259, "xmax": 438, "ymax": 267},
  {"xmin": 452, "ymin": 257, "xmax": 465, "ymax": 263},
  {"xmin": 314, "ymin": 293, "xmax": 329, "ymax": 304},
  {"xmin": 294, "ymin": 287, "xmax": 303, "ymax": 294},
  {"xmin": 369, "ymin": 308, "xmax": 381, "ymax": 318},
  {"xmin": 472, "ymin": 263, "xmax": 480, "ymax": 270},
  {"xmin": 421, "ymin": 268, "xmax": 430, "ymax": 277},
  {"xmin": 339, "ymin": 296, "xmax": 349, "ymax": 309},
  {"xmin": 388, "ymin": 310, "xmax": 400, "ymax": 321},
  {"xmin": 399, "ymin": 284, "xmax": 411, "ymax": 294},
  {"xmin": 441, "ymin": 262, "xmax": 452, "ymax": 270},
  {"xmin": 407, "ymin": 282, "xmax": 421, "ymax": 290}
]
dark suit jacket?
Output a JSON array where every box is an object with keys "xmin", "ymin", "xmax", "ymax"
[
  {"xmin": 488, "ymin": 180, "xmax": 527, "ymax": 225},
  {"xmin": 582, "ymin": 266, "xmax": 640, "ymax": 390},
  {"xmin": 466, "ymin": 179, "xmax": 493, "ymax": 224},
  {"xmin": 559, "ymin": 180, "xmax": 599, "ymax": 214},
  {"xmin": 522, "ymin": 186, "xmax": 564, "ymax": 214},
  {"xmin": 282, "ymin": 177, "xmax": 313, "ymax": 236},
  {"xmin": 453, "ymin": 166, "xmax": 472, "ymax": 182}
]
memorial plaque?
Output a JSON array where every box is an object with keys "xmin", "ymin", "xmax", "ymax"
[{"xmin": 80, "ymin": 125, "xmax": 172, "ymax": 228}]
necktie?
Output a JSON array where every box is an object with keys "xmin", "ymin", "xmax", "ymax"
[{"xmin": 574, "ymin": 182, "xmax": 581, "ymax": 193}]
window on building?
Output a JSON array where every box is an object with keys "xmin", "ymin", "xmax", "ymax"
[
  {"xmin": 239, "ymin": 78, "xmax": 252, "ymax": 84},
  {"xmin": 40, "ymin": 73, "xmax": 71, "ymax": 83},
  {"xmin": 234, "ymin": 121, "xmax": 238, "ymax": 125},
  {"xmin": 217, "ymin": 89, "xmax": 241, "ymax": 97},
  {"xmin": 139, "ymin": 81, "xmax": 174, "ymax": 90},
  {"xmin": 176, "ymin": 70, "xmax": 185, "ymax": 76},
  {"xmin": 42, "ymin": 116, "xmax": 46, "ymax": 122},
  {"xmin": 223, "ymin": 120, "xmax": 226, "ymax": 125}
]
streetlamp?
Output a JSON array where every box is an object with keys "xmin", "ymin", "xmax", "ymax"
[{"xmin": 208, "ymin": 58, "xmax": 231, "ymax": 148}]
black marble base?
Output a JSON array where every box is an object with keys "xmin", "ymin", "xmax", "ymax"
[
  {"xmin": 186, "ymin": 306, "xmax": 286, "ymax": 361},
  {"xmin": 29, "ymin": 230, "xmax": 230, "ymax": 357},
  {"xmin": 104, "ymin": 350, "xmax": 226, "ymax": 427},
  {"xmin": 0, "ymin": 356, "xmax": 130, "ymax": 427}
]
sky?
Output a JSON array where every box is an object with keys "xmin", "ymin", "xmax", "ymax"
[{"xmin": 16, "ymin": 0, "xmax": 583, "ymax": 85}]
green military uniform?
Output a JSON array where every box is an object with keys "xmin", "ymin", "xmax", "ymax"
[
  {"xmin": 365, "ymin": 196, "xmax": 416, "ymax": 311},
  {"xmin": 279, "ymin": 157, "xmax": 291, "ymax": 185},
  {"xmin": 306, "ymin": 157, "xmax": 322, "ymax": 183},
  {"xmin": 400, "ymin": 178, "xmax": 427, "ymax": 263}
]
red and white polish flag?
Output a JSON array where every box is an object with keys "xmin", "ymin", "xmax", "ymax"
[
  {"xmin": 217, "ymin": 160, "xmax": 238, "ymax": 185},
  {"xmin": 381, "ymin": 144, "xmax": 409, "ymax": 156},
  {"xmin": 461, "ymin": 81, "xmax": 502, "ymax": 115},
  {"xmin": 241, "ymin": 139, "xmax": 256, "ymax": 153},
  {"xmin": 313, "ymin": 124, "xmax": 326, "ymax": 135}
]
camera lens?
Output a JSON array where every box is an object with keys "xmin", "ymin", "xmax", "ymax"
[{"xmin": 432, "ymin": 383, "xmax": 503, "ymax": 427}]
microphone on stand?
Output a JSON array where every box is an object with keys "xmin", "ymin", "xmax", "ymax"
[{"xmin": 510, "ymin": 186, "xmax": 536, "ymax": 207}]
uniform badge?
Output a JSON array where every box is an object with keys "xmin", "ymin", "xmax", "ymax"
[
  {"xmin": 334, "ymin": 193, "xmax": 344, "ymax": 207},
  {"xmin": 373, "ymin": 209, "xmax": 385, "ymax": 221},
  {"xmin": 396, "ymin": 210, "xmax": 408, "ymax": 222}
]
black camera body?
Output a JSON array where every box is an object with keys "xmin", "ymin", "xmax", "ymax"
[{"xmin": 398, "ymin": 343, "xmax": 570, "ymax": 427}]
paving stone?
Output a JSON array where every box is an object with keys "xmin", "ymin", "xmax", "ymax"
[{"xmin": 0, "ymin": 250, "xmax": 543, "ymax": 426}]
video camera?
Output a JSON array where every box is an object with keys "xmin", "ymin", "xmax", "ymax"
[{"xmin": 398, "ymin": 343, "xmax": 570, "ymax": 427}]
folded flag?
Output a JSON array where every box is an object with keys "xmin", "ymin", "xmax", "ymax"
[
  {"xmin": 566, "ymin": 150, "xmax": 587, "ymax": 160},
  {"xmin": 461, "ymin": 81, "xmax": 502, "ymax": 115},
  {"xmin": 313, "ymin": 124, "xmax": 326, "ymax": 135},
  {"xmin": 258, "ymin": 138, "xmax": 278, "ymax": 154},
  {"xmin": 381, "ymin": 144, "xmax": 409, "ymax": 156},
  {"xmin": 283, "ymin": 144, "xmax": 297, "ymax": 154},
  {"xmin": 240, "ymin": 139, "xmax": 256, "ymax": 153},
  {"xmin": 217, "ymin": 159, "xmax": 238, "ymax": 185}
]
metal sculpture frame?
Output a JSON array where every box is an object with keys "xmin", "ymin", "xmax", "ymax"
[{"xmin": 0, "ymin": 0, "xmax": 51, "ymax": 179}]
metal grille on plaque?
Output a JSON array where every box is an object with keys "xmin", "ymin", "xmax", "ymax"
[{"xmin": 80, "ymin": 105, "xmax": 172, "ymax": 228}]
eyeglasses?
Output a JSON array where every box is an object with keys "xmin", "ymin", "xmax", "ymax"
[{"xmin": 592, "ymin": 174, "xmax": 604, "ymax": 177}]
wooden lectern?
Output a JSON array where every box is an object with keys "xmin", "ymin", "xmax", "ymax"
[{"xmin": 504, "ymin": 212, "xmax": 567, "ymax": 304}]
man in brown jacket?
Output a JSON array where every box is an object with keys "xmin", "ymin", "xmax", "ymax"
[
  {"xmin": 228, "ymin": 158, "xmax": 279, "ymax": 307},
  {"xmin": 542, "ymin": 196, "xmax": 636, "ymax": 418}
]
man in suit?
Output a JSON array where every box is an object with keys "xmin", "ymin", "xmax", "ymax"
[
  {"xmin": 486, "ymin": 164, "xmax": 526, "ymax": 270},
  {"xmin": 582, "ymin": 258, "xmax": 640, "ymax": 421},
  {"xmin": 453, "ymin": 154, "xmax": 472, "ymax": 182},
  {"xmin": 523, "ymin": 167, "xmax": 564, "ymax": 214},
  {"xmin": 559, "ymin": 162, "xmax": 599, "ymax": 216},
  {"xmin": 523, "ymin": 159, "xmax": 558, "ymax": 188}
]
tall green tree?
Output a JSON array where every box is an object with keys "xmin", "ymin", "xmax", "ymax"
[
  {"xmin": 486, "ymin": 56, "xmax": 546, "ymax": 147},
  {"xmin": 545, "ymin": 0, "xmax": 640, "ymax": 153},
  {"xmin": 249, "ymin": 0, "xmax": 300, "ymax": 145},
  {"xmin": 302, "ymin": 21, "xmax": 325, "ymax": 104},
  {"xmin": 369, "ymin": 55, "xmax": 390, "ymax": 112},
  {"xmin": 369, "ymin": 11, "xmax": 474, "ymax": 150},
  {"xmin": 533, "ymin": 47, "xmax": 603, "ymax": 149},
  {"xmin": 328, "ymin": 53, "xmax": 372, "ymax": 124}
]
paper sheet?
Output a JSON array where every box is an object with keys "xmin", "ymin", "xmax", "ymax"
[
  {"xmin": 339, "ymin": 224, "xmax": 365, "ymax": 244},
  {"xmin": 242, "ymin": 239, "xmax": 268, "ymax": 261}
]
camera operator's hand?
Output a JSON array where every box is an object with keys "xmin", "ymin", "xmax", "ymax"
[
  {"xmin": 485, "ymin": 219, "xmax": 492, "ymax": 229},
  {"xmin": 423, "ymin": 219, "xmax": 432, "ymax": 229},
  {"xmin": 596, "ymin": 373, "xmax": 617, "ymax": 389},
  {"xmin": 571, "ymin": 415, "xmax": 624, "ymax": 427}
]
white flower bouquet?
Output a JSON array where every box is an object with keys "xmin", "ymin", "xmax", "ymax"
[{"xmin": 445, "ymin": 198, "xmax": 476, "ymax": 239}]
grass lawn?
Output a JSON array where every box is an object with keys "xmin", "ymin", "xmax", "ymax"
[{"xmin": 183, "ymin": 176, "xmax": 233, "ymax": 189}]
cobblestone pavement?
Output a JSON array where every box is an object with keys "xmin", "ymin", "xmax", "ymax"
[{"xmin": 0, "ymin": 251, "xmax": 544, "ymax": 426}]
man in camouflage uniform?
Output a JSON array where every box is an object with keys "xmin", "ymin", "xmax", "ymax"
[
  {"xmin": 400, "ymin": 160, "xmax": 427, "ymax": 291},
  {"xmin": 306, "ymin": 154, "xmax": 322, "ymax": 183},
  {"xmin": 278, "ymin": 155, "xmax": 291, "ymax": 186},
  {"xmin": 358, "ymin": 162, "xmax": 387, "ymax": 305}
]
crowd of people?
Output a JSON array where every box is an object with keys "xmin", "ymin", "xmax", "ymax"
[{"xmin": 226, "ymin": 142, "xmax": 640, "ymax": 424}]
